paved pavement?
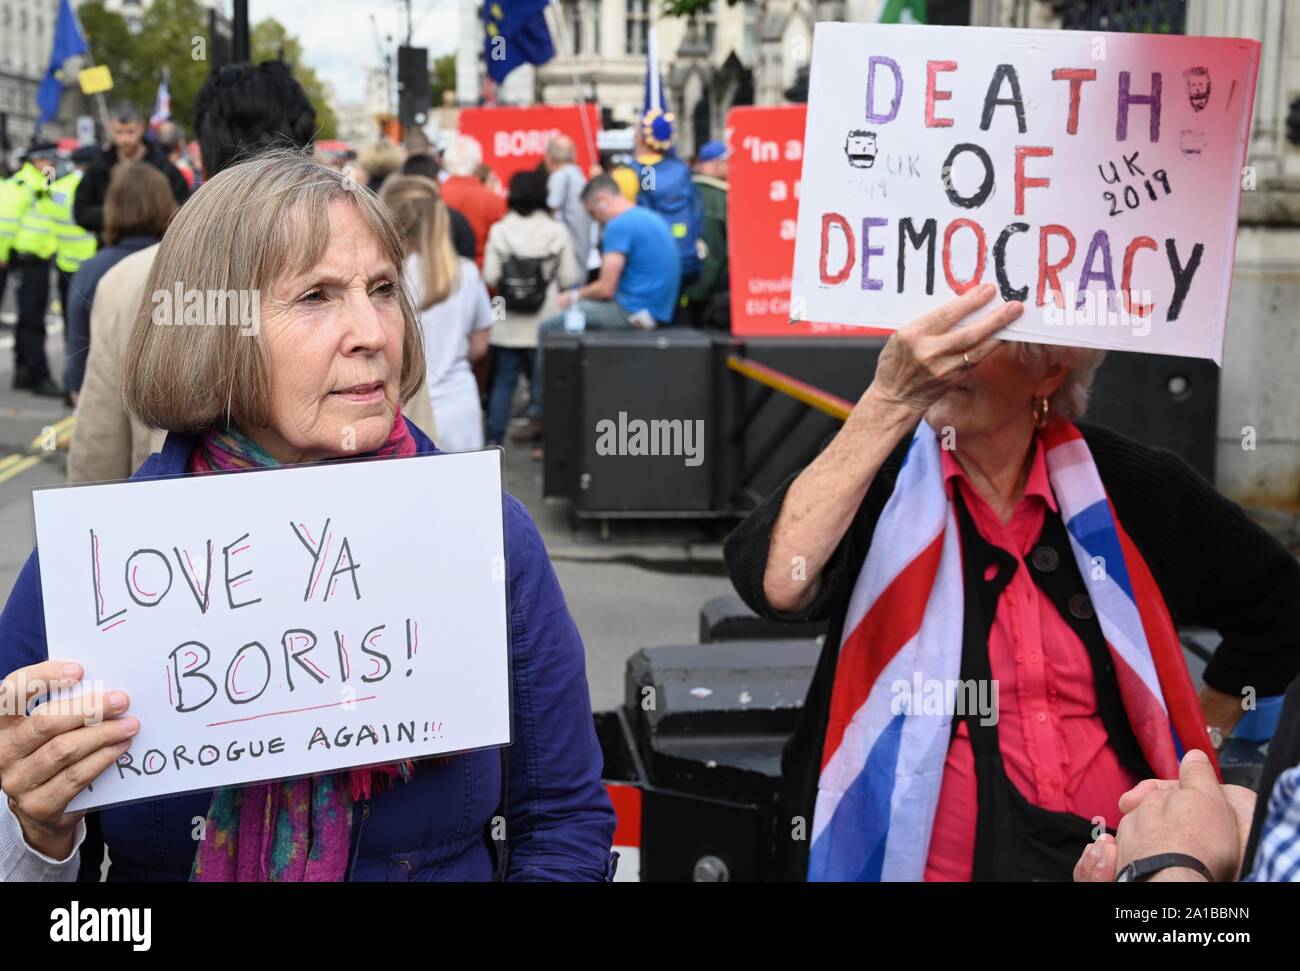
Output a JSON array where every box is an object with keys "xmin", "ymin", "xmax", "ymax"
[
  {"xmin": 0, "ymin": 293, "xmax": 75, "ymax": 603},
  {"xmin": 0, "ymin": 290, "xmax": 737, "ymax": 713},
  {"xmin": 502, "ymin": 444, "xmax": 737, "ymax": 710}
]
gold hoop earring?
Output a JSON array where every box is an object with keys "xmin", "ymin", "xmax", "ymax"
[{"xmin": 1033, "ymin": 396, "xmax": 1051, "ymax": 428}]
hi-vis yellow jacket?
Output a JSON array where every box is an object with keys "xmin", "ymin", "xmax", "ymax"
[
  {"xmin": 50, "ymin": 170, "xmax": 96, "ymax": 273},
  {"xmin": 0, "ymin": 163, "xmax": 49, "ymax": 262},
  {"xmin": 9, "ymin": 163, "xmax": 59, "ymax": 261}
]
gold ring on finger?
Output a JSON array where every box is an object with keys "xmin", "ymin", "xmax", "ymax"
[{"xmin": 963, "ymin": 351, "xmax": 973, "ymax": 369}]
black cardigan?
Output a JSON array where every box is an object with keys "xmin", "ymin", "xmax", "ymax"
[{"xmin": 723, "ymin": 422, "xmax": 1300, "ymax": 880}]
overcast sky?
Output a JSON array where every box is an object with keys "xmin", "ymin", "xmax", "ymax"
[{"xmin": 262, "ymin": 0, "xmax": 463, "ymax": 106}]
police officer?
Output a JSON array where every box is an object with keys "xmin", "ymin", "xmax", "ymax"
[
  {"xmin": 0, "ymin": 157, "xmax": 25, "ymax": 327},
  {"xmin": 51, "ymin": 147, "xmax": 98, "ymax": 364},
  {"xmin": 7, "ymin": 142, "xmax": 63, "ymax": 396}
]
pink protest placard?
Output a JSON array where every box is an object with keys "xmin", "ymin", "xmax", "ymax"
[{"xmin": 791, "ymin": 23, "xmax": 1261, "ymax": 363}]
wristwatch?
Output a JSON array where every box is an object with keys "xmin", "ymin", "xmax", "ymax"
[{"xmin": 1115, "ymin": 853, "xmax": 1214, "ymax": 882}]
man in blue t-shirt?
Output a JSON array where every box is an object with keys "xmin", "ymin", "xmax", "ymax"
[
  {"xmin": 531, "ymin": 173, "xmax": 681, "ymax": 432},
  {"xmin": 567, "ymin": 172, "xmax": 679, "ymax": 324}
]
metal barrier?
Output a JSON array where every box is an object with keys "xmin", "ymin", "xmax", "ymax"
[
  {"xmin": 725, "ymin": 355, "xmax": 854, "ymax": 421},
  {"xmin": 725, "ymin": 353, "xmax": 856, "ymax": 510}
]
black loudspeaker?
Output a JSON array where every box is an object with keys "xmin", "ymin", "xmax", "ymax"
[
  {"xmin": 623, "ymin": 640, "xmax": 821, "ymax": 881},
  {"xmin": 397, "ymin": 46, "xmax": 429, "ymax": 127},
  {"xmin": 579, "ymin": 330, "xmax": 716, "ymax": 514},
  {"xmin": 542, "ymin": 332, "xmax": 584, "ymax": 501},
  {"xmin": 542, "ymin": 329, "xmax": 717, "ymax": 515}
]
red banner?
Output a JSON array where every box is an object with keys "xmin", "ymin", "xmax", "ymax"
[
  {"xmin": 727, "ymin": 105, "xmax": 884, "ymax": 338},
  {"xmin": 458, "ymin": 105, "xmax": 601, "ymax": 186}
]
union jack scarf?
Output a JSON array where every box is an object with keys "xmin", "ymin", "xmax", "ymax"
[{"xmin": 807, "ymin": 419, "xmax": 1214, "ymax": 881}]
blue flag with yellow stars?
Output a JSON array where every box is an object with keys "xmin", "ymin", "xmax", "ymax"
[
  {"xmin": 484, "ymin": 0, "xmax": 555, "ymax": 85},
  {"xmin": 36, "ymin": 0, "xmax": 88, "ymax": 126}
]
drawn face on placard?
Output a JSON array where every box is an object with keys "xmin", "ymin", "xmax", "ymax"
[
  {"xmin": 1183, "ymin": 67, "xmax": 1211, "ymax": 111},
  {"xmin": 255, "ymin": 200, "xmax": 405, "ymax": 463},
  {"xmin": 844, "ymin": 129, "xmax": 878, "ymax": 169}
]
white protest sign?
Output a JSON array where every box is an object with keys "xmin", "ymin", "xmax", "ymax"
[
  {"xmin": 791, "ymin": 23, "xmax": 1261, "ymax": 363},
  {"xmin": 32, "ymin": 448, "xmax": 510, "ymax": 811}
]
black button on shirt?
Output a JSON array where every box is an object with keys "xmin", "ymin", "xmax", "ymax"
[
  {"xmin": 1031, "ymin": 545, "xmax": 1060, "ymax": 572},
  {"xmin": 1068, "ymin": 593, "xmax": 1095, "ymax": 620}
]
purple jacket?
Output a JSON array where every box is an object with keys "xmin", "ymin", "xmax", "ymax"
[{"xmin": 0, "ymin": 421, "xmax": 616, "ymax": 881}]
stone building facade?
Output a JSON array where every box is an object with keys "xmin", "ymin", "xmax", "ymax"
[{"xmin": 0, "ymin": 0, "xmax": 66, "ymax": 154}]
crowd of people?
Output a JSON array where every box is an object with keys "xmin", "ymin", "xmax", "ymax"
[
  {"xmin": 322, "ymin": 112, "xmax": 733, "ymax": 458},
  {"xmin": 0, "ymin": 90, "xmax": 733, "ymax": 462},
  {"xmin": 1, "ymin": 58, "xmax": 1299, "ymax": 887},
  {"xmin": 0, "ymin": 99, "xmax": 191, "ymax": 404}
]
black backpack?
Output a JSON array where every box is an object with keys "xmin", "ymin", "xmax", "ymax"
[{"xmin": 498, "ymin": 250, "xmax": 558, "ymax": 314}]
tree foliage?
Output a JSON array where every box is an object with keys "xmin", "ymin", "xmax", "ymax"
[
  {"xmin": 77, "ymin": 1, "xmax": 336, "ymax": 140},
  {"xmin": 661, "ymin": 0, "xmax": 747, "ymax": 18},
  {"xmin": 429, "ymin": 54, "xmax": 456, "ymax": 109}
]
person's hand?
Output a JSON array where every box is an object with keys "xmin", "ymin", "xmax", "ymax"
[
  {"xmin": 0, "ymin": 661, "xmax": 137, "ymax": 860},
  {"xmin": 557, "ymin": 290, "xmax": 575, "ymax": 310},
  {"xmin": 1114, "ymin": 775, "xmax": 1256, "ymax": 879},
  {"xmin": 1073, "ymin": 832, "xmax": 1119, "ymax": 882},
  {"xmin": 1073, "ymin": 750, "xmax": 1246, "ymax": 882},
  {"xmin": 865, "ymin": 282, "xmax": 1022, "ymax": 419},
  {"xmin": 1198, "ymin": 683, "xmax": 1248, "ymax": 742}
]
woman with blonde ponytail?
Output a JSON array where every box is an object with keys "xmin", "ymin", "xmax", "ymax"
[{"xmin": 381, "ymin": 175, "xmax": 494, "ymax": 450}]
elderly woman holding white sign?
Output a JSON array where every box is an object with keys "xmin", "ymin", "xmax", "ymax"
[
  {"xmin": 0, "ymin": 151, "xmax": 616, "ymax": 882},
  {"xmin": 725, "ymin": 284, "xmax": 1300, "ymax": 882}
]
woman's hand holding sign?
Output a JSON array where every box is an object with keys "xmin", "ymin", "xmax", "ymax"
[
  {"xmin": 868, "ymin": 282, "xmax": 1021, "ymax": 419},
  {"xmin": 761, "ymin": 286, "xmax": 1021, "ymax": 614},
  {"xmin": 0, "ymin": 661, "xmax": 137, "ymax": 860}
]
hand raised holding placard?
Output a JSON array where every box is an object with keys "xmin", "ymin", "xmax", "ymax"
[
  {"xmin": 760, "ymin": 287, "xmax": 1018, "ymax": 616},
  {"xmin": 0, "ymin": 660, "xmax": 138, "ymax": 859},
  {"xmin": 867, "ymin": 282, "xmax": 1023, "ymax": 419}
]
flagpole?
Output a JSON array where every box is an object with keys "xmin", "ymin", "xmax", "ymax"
[
  {"xmin": 646, "ymin": 20, "xmax": 661, "ymax": 114},
  {"xmin": 81, "ymin": 50, "xmax": 112, "ymax": 135},
  {"xmin": 68, "ymin": 3, "xmax": 110, "ymax": 136},
  {"xmin": 547, "ymin": 0, "xmax": 598, "ymax": 173}
]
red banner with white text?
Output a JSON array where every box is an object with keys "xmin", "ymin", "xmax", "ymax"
[
  {"xmin": 727, "ymin": 105, "xmax": 885, "ymax": 338},
  {"xmin": 458, "ymin": 104, "xmax": 601, "ymax": 186}
]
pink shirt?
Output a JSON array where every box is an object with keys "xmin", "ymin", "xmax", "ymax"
[{"xmin": 922, "ymin": 443, "xmax": 1142, "ymax": 881}]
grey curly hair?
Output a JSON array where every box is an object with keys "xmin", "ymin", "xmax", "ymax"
[{"xmin": 1009, "ymin": 342, "xmax": 1107, "ymax": 421}]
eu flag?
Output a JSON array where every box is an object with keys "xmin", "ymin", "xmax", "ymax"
[
  {"xmin": 36, "ymin": 0, "xmax": 89, "ymax": 127},
  {"xmin": 484, "ymin": 0, "xmax": 555, "ymax": 85}
]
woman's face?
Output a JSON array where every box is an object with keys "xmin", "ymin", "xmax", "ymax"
[
  {"xmin": 249, "ymin": 199, "xmax": 405, "ymax": 463},
  {"xmin": 924, "ymin": 343, "xmax": 1067, "ymax": 444}
]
